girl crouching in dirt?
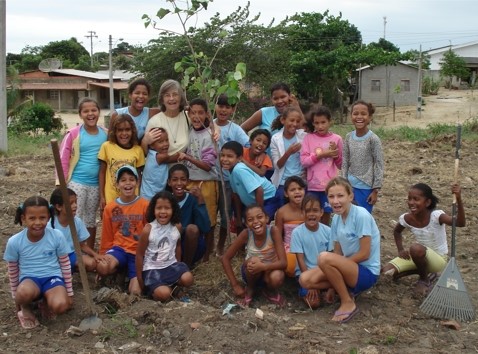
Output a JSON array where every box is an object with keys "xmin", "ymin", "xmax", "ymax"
[
  {"xmin": 299, "ymin": 177, "xmax": 381, "ymax": 323},
  {"xmin": 222, "ymin": 204, "xmax": 287, "ymax": 308},
  {"xmin": 135, "ymin": 191, "xmax": 193, "ymax": 302},
  {"xmin": 381, "ymin": 183, "xmax": 465, "ymax": 297},
  {"xmin": 3, "ymin": 196, "xmax": 73, "ymax": 329}
]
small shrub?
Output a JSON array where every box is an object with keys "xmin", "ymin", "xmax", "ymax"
[
  {"xmin": 422, "ymin": 77, "xmax": 440, "ymax": 95},
  {"xmin": 8, "ymin": 102, "xmax": 64, "ymax": 136}
]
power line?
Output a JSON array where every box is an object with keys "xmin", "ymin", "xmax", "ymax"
[{"xmin": 85, "ymin": 30, "xmax": 98, "ymax": 66}]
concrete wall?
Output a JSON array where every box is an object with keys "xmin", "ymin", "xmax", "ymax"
[{"xmin": 359, "ymin": 64, "xmax": 419, "ymax": 107}]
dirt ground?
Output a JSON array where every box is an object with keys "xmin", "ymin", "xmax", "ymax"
[{"xmin": 1, "ymin": 89, "xmax": 477, "ymax": 353}]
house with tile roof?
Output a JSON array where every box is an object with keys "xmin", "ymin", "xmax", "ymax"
[{"xmin": 16, "ymin": 69, "xmax": 132, "ymax": 111}]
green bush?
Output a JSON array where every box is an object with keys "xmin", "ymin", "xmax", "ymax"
[
  {"xmin": 8, "ymin": 102, "xmax": 64, "ymax": 136},
  {"xmin": 422, "ymin": 77, "xmax": 440, "ymax": 95}
]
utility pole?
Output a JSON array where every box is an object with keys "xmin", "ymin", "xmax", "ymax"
[
  {"xmin": 108, "ymin": 35, "xmax": 114, "ymax": 115},
  {"xmin": 85, "ymin": 30, "xmax": 98, "ymax": 67},
  {"xmin": 383, "ymin": 16, "xmax": 387, "ymax": 39},
  {"xmin": 0, "ymin": 0, "xmax": 7, "ymax": 152},
  {"xmin": 417, "ymin": 44, "xmax": 423, "ymax": 119}
]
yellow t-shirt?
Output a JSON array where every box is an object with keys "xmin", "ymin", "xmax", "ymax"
[{"xmin": 98, "ymin": 142, "xmax": 145, "ymax": 203}]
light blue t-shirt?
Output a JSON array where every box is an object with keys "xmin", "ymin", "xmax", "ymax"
[
  {"xmin": 116, "ymin": 106, "xmax": 150, "ymax": 140},
  {"xmin": 48, "ymin": 215, "xmax": 90, "ymax": 254},
  {"xmin": 140, "ymin": 149, "xmax": 168, "ymax": 200},
  {"xmin": 230, "ymin": 162, "xmax": 276, "ymax": 206},
  {"xmin": 71, "ymin": 126, "xmax": 107, "ymax": 186},
  {"xmin": 214, "ymin": 119, "xmax": 250, "ymax": 182},
  {"xmin": 260, "ymin": 106, "xmax": 280, "ymax": 156},
  {"xmin": 259, "ymin": 106, "xmax": 280, "ymax": 132},
  {"xmin": 290, "ymin": 223, "xmax": 333, "ymax": 276},
  {"xmin": 280, "ymin": 135, "xmax": 302, "ymax": 184},
  {"xmin": 3, "ymin": 228, "xmax": 70, "ymax": 280},
  {"xmin": 330, "ymin": 204, "xmax": 381, "ymax": 275}
]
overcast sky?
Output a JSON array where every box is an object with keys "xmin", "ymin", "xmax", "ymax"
[{"xmin": 6, "ymin": 0, "xmax": 478, "ymax": 55}]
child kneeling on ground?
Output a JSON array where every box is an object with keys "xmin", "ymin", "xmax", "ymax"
[
  {"xmin": 136, "ymin": 191, "xmax": 193, "ymax": 301},
  {"xmin": 222, "ymin": 204, "xmax": 287, "ymax": 308}
]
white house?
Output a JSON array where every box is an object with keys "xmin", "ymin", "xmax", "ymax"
[{"xmin": 425, "ymin": 40, "xmax": 478, "ymax": 84}]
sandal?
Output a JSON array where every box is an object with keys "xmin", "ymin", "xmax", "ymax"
[
  {"xmin": 17, "ymin": 310, "xmax": 39, "ymax": 329},
  {"xmin": 237, "ymin": 294, "xmax": 253, "ymax": 308},
  {"xmin": 262, "ymin": 290, "xmax": 286, "ymax": 308}
]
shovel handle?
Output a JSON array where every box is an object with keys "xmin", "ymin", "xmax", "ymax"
[
  {"xmin": 453, "ymin": 124, "xmax": 462, "ymax": 204},
  {"xmin": 51, "ymin": 139, "xmax": 96, "ymax": 315}
]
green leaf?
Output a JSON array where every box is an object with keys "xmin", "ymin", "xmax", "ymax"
[
  {"xmin": 156, "ymin": 8, "xmax": 171, "ymax": 19},
  {"xmin": 142, "ymin": 15, "xmax": 151, "ymax": 28},
  {"xmin": 235, "ymin": 62, "xmax": 246, "ymax": 75},
  {"xmin": 182, "ymin": 75, "xmax": 190, "ymax": 88},
  {"xmin": 202, "ymin": 67, "xmax": 212, "ymax": 79},
  {"xmin": 219, "ymin": 30, "xmax": 228, "ymax": 38},
  {"xmin": 233, "ymin": 71, "xmax": 242, "ymax": 80},
  {"xmin": 185, "ymin": 66, "xmax": 196, "ymax": 75},
  {"xmin": 174, "ymin": 62, "xmax": 183, "ymax": 72},
  {"xmin": 217, "ymin": 85, "xmax": 228, "ymax": 95}
]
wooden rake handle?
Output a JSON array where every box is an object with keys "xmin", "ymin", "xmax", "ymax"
[{"xmin": 51, "ymin": 139, "xmax": 95, "ymax": 315}]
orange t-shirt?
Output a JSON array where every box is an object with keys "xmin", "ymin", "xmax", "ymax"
[
  {"xmin": 242, "ymin": 147, "xmax": 273, "ymax": 169},
  {"xmin": 100, "ymin": 196, "xmax": 149, "ymax": 255}
]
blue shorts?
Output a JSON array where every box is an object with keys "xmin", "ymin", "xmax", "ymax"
[
  {"xmin": 349, "ymin": 264, "xmax": 378, "ymax": 296},
  {"xmin": 143, "ymin": 262, "xmax": 190, "ymax": 297},
  {"xmin": 180, "ymin": 231, "xmax": 206, "ymax": 266},
  {"xmin": 295, "ymin": 276, "xmax": 309, "ymax": 297},
  {"xmin": 106, "ymin": 246, "xmax": 137, "ymax": 279},
  {"xmin": 241, "ymin": 263, "xmax": 265, "ymax": 288},
  {"xmin": 352, "ymin": 187, "xmax": 374, "ymax": 213},
  {"xmin": 306, "ymin": 191, "xmax": 332, "ymax": 213},
  {"xmin": 21, "ymin": 276, "xmax": 66, "ymax": 297},
  {"xmin": 68, "ymin": 251, "xmax": 77, "ymax": 273}
]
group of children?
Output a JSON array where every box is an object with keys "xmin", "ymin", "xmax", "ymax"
[{"xmin": 3, "ymin": 79, "xmax": 466, "ymax": 329}]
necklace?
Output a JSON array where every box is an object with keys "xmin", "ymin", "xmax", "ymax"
[{"xmin": 164, "ymin": 113, "xmax": 181, "ymax": 144}]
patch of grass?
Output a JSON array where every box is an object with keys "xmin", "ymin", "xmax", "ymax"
[
  {"xmin": 384, "ymin": 335, "xmax": 397, "ymax": 345},
  {"xmin": 1, "ymin": 132, "xmax": 61, "ymax": 157}
]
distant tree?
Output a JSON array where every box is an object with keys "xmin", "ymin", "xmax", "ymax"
[
  {"xmin": 440, "ymin": 50, "xmax": 469, "ymax": 86},
  {"xmin": 368, "ymin": 38, "xmax": 400, "ymax": 52},
  {"xmin": 404, "ymin": 49, "xmax": 431, "ymax": 70},
  {"xmin": 41, "ymin": 37, "xmax": 89, "ymax": 65},
  {"xmin": 284, "ymin": 11, "xmax": 362, "ymax": 105}
]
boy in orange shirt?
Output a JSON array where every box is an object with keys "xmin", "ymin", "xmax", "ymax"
[
  {"xmin": 97, "ymin": 165, "xmax": 149, "ymax": 295},
  {"xmin": 242, "ymin": 129, "xmax": 272, "ymax": 177}
]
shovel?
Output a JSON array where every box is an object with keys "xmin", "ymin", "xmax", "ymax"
[{"xmin": 51, "ymin": 139, "xmax": 102, "ymax": 330}]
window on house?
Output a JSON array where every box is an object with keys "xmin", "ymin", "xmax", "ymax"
[
  {"xmin": 400, "ymin": 80, "xmax": 411, "ymax": 92},
  {"xmin": 47, "ymin": 90, "xmax": 59, "ymax": 100},
  {"xmin": 100, "ymin": 89, "xmax": 107, "ymax": 99},
  {"xmin": 23, "ymin": 90, "xmax": 34, "ymax": 98},
  {"xmin": 371, "ymin": 80, "xmax": 381, "ymax": 92}
]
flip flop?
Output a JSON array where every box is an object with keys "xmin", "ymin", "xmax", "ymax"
[
  {"xmin": 262, "ymin": 290, "xmax": 286, "ymax": 308},
  {"xmin": 334, "ymin": 306, "xmax": 360, "ymax": 324},
  {"xmin": 17, "ymin": 310, "xmax": 40, "ymax": 329},
  {"xmin": 237, "ymin": 294, "xmax": 253, "ymax": 308}
]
